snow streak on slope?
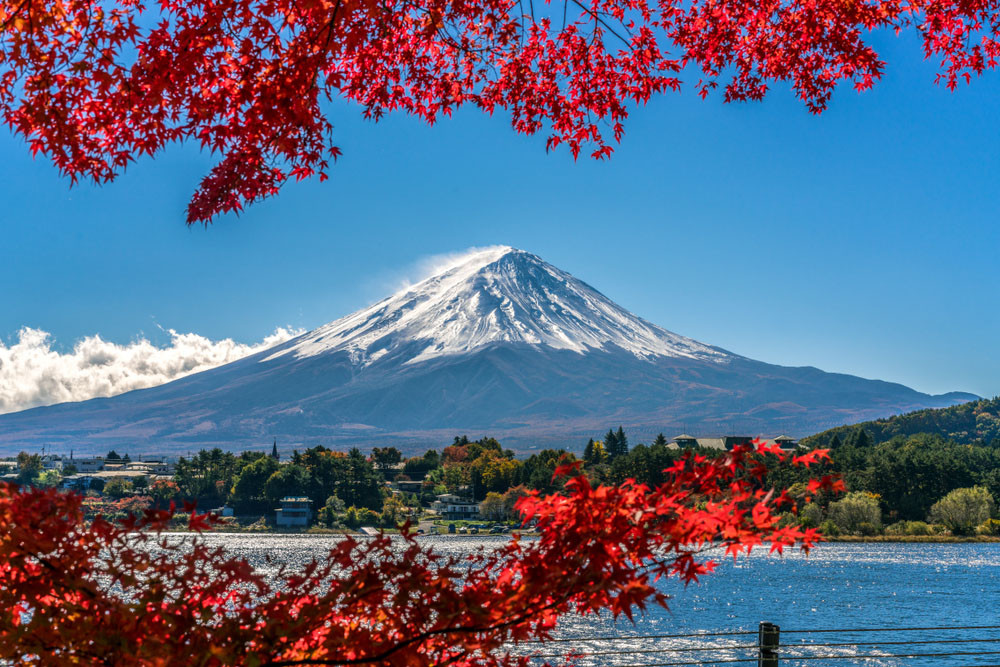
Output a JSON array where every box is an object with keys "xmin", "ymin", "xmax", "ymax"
[{"xmin": 267, "ymin": 246, "xmax": 729, "ymax": 366}]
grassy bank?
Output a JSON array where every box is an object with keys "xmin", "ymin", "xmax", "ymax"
[{"xmin": 824, "ymin": 534, "xmax": 1000, "ymax": 543}]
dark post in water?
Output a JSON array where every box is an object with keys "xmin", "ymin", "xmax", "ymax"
[{"xmin": 758, "ymin": 621, "xmax": 780, "ymax": 667}]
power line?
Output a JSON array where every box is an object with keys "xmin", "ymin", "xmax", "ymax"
[
  {"xmin": 524, "ymin": 636, "xmax": 1000, "ymax": 659},
  {"xmin": 522, "ymin": 624, "xmax": 1000, "ymax": 645},
  {"xmin": 780, "ymin": 624, "xmax": 1000, "ymax": 635},
  {"xmin": 527, "ymin": 643, "xmax": 757, "ymax": 658},
  {"xmin": 516, "ymin": 623, "xmax": 1000, "ymax": 665},
  {"xmin": 595, "ymin": 653, "xmax": 1000, "ymax": 667},
  {"xmin": 773, "ymin": 649, "xmax": 1000, "ymax": 661},
  {"xmin": 784, "ymin": 637, "xmax": 1000, "ymax": 649},
  {"xmin": 611, "ymin": 659, "xmax": 757, "ymax": 667},
  {"xmin": 522, "ymin": 629, "xmax": 758, "ymax": 644}
]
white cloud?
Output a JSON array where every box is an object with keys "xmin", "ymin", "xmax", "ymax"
[
  {"xmin": 0, "ymin": 326, "xmax": 302, "ymax": 414},
  {"xmin": 380, "ymin": 245, "xmax": 515, "ymax": 294}
]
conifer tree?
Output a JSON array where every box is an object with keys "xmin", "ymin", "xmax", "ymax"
[
  {"xmin": 583, "ymin": 439, "xmax": 596, "ymax": 465},
  {"xmin": 588, "ymin": 441, "xmax": 609, "ymax": 465},
  {"xmin": 604, "ymin": 429, "xmax": 619, "ymax": 459},
  {"xmin": 616, "ymin": 426, "xmax": 629, "ymax": 457},
  {"xmin": 843, "ymin": 429, "xmax": 873, "ymax": 448},
  {"xmin": 653, "ymin": 433, "xmax": 668, "ymax": 448}
]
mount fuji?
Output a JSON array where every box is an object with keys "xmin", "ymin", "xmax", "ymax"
[{"xmin": 0, "ymin": 247, "xmax": 976, "ymax": 455}]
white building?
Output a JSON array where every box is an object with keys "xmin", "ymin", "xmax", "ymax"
[
  {"xmin": 275, "ymin": 497, "xmax": 313, "ymax": 527},
  {"xmin": 72, "ymin": 457, "xmax": 106, "ymax": 473},
  {"xmin": 432, "ymin": 493, "xmax": 480, "ymax": 520}
]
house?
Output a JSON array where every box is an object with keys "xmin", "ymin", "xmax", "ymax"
[
  {"xmin": 394, "ymin": 479, "xmax": 424, "ymax": 495},
  {"xmin": 669, "ymin": 435, "xmax": 800, "ymax": 451},
  {"xmin": 60, "ymin": 474, "xmax": 100, "ymax": 491},
  {"xmin": 91, "ymin": 469, "xmax": 151, "ymax": 482},
  {"xmin": 432, "ymin": 493, "xmax": 480, "ymax": 520},
  {"xmin": 275, "ymin": 497, "xmax": 313, "ymax": 527},
  {"xmin": 124, "ymin": 461, "xmax": 174, "ymax": 475},
  {"xmin": 669, "ymin": 436, "xmax": 727, "ymax": 450},
  {"xmin": 722, "ymin": 436, "xmax": 754, "ymax": 450},
  {"xmin": 72, "ymin": 457, "xmax": 106, "ymax": 473},
  {"xmin": 671, "ymin": 434, "xmax": 698, "ymax": 448},
  {"xmin": 771, "ymin": 435, "xmax": 799, "ymax": 450},
  {"xmin": 41, "ymin": 456, "xmax": 64, "ymax": 471}
]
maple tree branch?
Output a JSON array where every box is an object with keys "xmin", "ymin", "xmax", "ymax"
[
  {"xmin": 0, "ymin": 0, "xmax": 30, "ymax": 32},
  {"xmin": 569, "ymin": 0, "xmax": 633, "ymax": 48},
  {"xmin": 324, "ymin": 0, "xmax": 342, "ymax": 51},
  {"xmin": 264, "ymin": 589, "xmax": 575, "ymax": 666},
  {"xmin": 306, "ymin": 0, "xmax": 343, "ymax": 54},
  {"xmin": 23, "ymin": 551, "xmax": 101, "ymax": 602}
]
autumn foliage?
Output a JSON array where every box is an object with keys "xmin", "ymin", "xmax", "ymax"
[
  {"xmin": 1, "ymin": 441, "xmax": 843, "ymax": 665},
  {"xmin": 1, "ymin": 0, "xmax": 998, "ymax": 222}
]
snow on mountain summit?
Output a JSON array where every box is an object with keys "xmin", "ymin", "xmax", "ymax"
[
  {"xmin": 266, "ymin": 246, "xmax": 729, "ymax": 366},
  {"xmin": 1, "ymin": 246, "xmax": 977, "ymax": 454}
]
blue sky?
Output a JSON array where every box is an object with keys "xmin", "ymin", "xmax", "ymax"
[{"xmin": 2, "ymin": 30, "xmax": 998, "ymax": 401}]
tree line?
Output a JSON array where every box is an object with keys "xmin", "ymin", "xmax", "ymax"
[
  {"xmin": 802, "ymin": 396, "xmax": 1000, "ymax": 449},
  {"xmin": 766, "ymin": 430, "xmax": 1000, "ymax": 536},
  {"xmin": 11, "ymin": 415, "xmax": 1000, "ymax": 534}
]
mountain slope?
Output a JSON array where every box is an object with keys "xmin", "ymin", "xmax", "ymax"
[
  {"xmin": 0, "ymin": 247, "xmax": 977, "ymax": 455},
  {"xmin": 801, "ymin": 396, "xmax": 1000, "ymax": 448},
  {"xmin": 265, "ymin": 245, "xmax": 726, "ymax": 366}
]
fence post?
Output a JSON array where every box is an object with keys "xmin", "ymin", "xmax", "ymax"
[{"xmin": 758, "ymin": 621, "xmax": 779, "ymax": 667}]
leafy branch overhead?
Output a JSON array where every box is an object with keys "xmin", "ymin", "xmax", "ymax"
[
  {"xmin": 1, "ymin": 442, "xmax": 841, "ymax": 665},
  {"xmin": 1, "ymin": 0, "xmax": 998, "ymax": 222}
]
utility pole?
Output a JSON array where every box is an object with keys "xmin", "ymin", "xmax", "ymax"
[{"xmin": 758, "ymin": 622, "xmax": 779, "ymax": 666}]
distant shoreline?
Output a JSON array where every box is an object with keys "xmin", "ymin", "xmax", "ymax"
[
  {"xmin": 824, "ymin": 535, "xmax": 1000, "ymax": 543},
  {"xmin": 165, "ymin": 526, "xmax": 1000, "ymax": 543}
]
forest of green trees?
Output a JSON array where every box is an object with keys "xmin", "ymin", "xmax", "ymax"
[
  {"xmin": 802, "ymin": 397, "xmax": 1000, "ymax": 448},
  {"xmin": 8, "ymin": 397, "xmax": 1000, "ymax": 535}
]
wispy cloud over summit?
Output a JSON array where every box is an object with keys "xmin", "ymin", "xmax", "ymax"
[{"xmin": 0, "ymin": 327, "xmax": 301, "ymax": 414}]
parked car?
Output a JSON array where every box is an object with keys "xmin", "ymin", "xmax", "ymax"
[{"xmin": 489, "ymin": 525, "xmax": 505, "ymax": 534}]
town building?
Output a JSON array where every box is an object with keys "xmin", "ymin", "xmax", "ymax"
[
  {"xmin": 41, "ymin": 456, "xmax": 64, "ymax": 471},
  {"xmin": 394, "ymin": 479, "xmax": 424, "ymax": 495},
  {"xmin": 124, "ymin": 460, "xmax": 175, "ymax": 475},
  {"xmin": 432, "ymin": 493, "xmax": 480, "ymax": 520},
  {"xmin": 72, "ymin": 457, "xmax": 106, "ymax": 473},
  {"xmin": 672, "ymin": 434, "xmax": 698, "ymax": 448},
  {"xmin": 275, "ymin": 497, "xmax": 313, "ymax": 527},
  {"xmin": 669, "ymin": 435, "xmax": 800, "ymax": 451},
  {"xmin": 772, "ymin": 435, "xmax": 798, "ymax": 449}
]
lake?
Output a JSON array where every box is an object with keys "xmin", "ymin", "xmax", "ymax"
[{"xmin": 194, "ymin": 535, "xmax": 1000, "ymax": 666}]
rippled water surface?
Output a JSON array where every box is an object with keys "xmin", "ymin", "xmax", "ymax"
[{"xmin": 193, "ymin": 535, "xmax": 1000, "ymax": 666}]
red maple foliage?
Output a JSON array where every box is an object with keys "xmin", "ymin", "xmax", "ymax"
[
  {"xmin": 1, "ymin": 442, "xmax": 843, "ymax": 665},
  {"xmin": 0, "ymin": 0, "xmax": 997, "ymax": 222}
]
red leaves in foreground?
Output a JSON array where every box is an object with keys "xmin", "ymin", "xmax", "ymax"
[
  {"xmin": 0, "ymin": 442, "xmax": 839, "ymax": 665},
  {"xmin": 1, "ymin": 0, "xmax": 998, "ymax": 222}
]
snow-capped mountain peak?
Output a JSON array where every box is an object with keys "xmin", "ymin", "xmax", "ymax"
[
  {"xmin": 0, "ymin": 246, "xmax": 976, "ymax": 454},
  {"xmin": 266, "ymin": 246, "xmax": 728, "ymax": 365}
]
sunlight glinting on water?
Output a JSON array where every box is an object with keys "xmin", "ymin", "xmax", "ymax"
[{"xmin": 175, "ymin": 535, "xmax": 1000, "ymax": 666}]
